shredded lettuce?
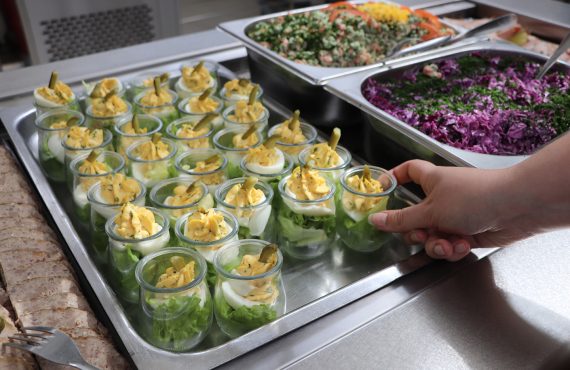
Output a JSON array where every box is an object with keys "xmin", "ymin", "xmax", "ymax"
[
  {"xmin": 276, "ymin": 198, "xmax": 335, "ymax": 246},
  {"xmin": 215, "ymin": 294, "xmax": 276, "ymax": 337}
]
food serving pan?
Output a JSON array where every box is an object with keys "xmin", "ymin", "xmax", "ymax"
[
  {"xmin": 324, "ymin": 40, "xmax": 570, "ymax": 169},
  {"xmin": 218, "ymin": 0, "xmax": 468, "ymax": 127},
  {"xmin": 0, "ymin": 55, "xmax": 450, "ymax": 369}
]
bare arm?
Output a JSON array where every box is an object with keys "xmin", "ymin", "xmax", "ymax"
[{"xmin": 369, "ymin": 132, "xmax": 570, "ymax": 261}]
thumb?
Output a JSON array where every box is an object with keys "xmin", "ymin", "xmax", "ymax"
[{"xmin": 369, "ymin": 204, "xmax": 431, "ymax": 233}]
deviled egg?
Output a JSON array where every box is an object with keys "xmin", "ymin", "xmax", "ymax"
[
  {"xmin": 267, "ymin": 110, "xmax": 318, "ymax": 160},
  {"xmin": 175, "ymin": 150, "xmax": 229, "ymax": 194},
  {"xmin": 337, "ymin": 165, "xmax": 397, "ymax": 252},
  {"xmin": 133, "ymin": 77, "xmax": 179, "ymax": 126},
  {"xmin": 215, "ymin": 177, "xmax": 275, "ymax": 241},
  {"xmin": 222, "ymin": 86, "xmax": 269, "ymax": 133},
  {"xmin": 177, "ymin": 88, "xmax": 223, "ymax": 130},
  {"xmin": 277, "ymin": 166, "xmax": 336, "ymax": 259},
  {"xmin": 126, "ymin": 133, "xmax": 177, "ymax": 189},
  {"xmin": 175, "ymin": 61, "xmax": 219, "ymax": 99},
  {"xmin": 83, "ymin": 77, "xmax": 125, "ymax": 106},
  {"xmin": 219, "ymin": 79, "xmax": 263, "ymax": 108},
  {"xmin": 114, "ymin": 113, "xmax": 163, "ymax": 160},
  {"xmin": 213, "ymin": 124, "xmax": 263, "ymax": 179},
  {"xmin": 213, "ymin": 240, "xmax": 285, "ymax": 338},
  {"xmin": 86, "ymin": 90, "xmax": 131, "ymax": 131},
  {"xmin": 106, "ymin": 203, "xmax": 170, "ymax": 303},
  {"xmin": 299, "ymin": 127, "xmax": 351, "ymax": 181},
  {"xmin": 33, "ymin": 72, "xmax": 78, "ymax": 116},
  {"xmin": 166, "ymin": 114, "xmax": 216, "ymax": 153},
  {"xmin": 243, "ymin": 135, "xmax": 285, "ymax": 175},
  {"xmin": 69, "ymin": 150, "xmax": 124, "ymax": 223},
  {"xmin": 128, "ymin": 72, "xmax": 169, "ymax": 101}
]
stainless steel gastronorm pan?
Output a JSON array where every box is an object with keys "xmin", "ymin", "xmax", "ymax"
[
  {"xmin": 324, "ymin": 41, "xmax": 570, "ymax": 169},
  {"xmin": 218, "ymin": 1, "xmax": 468, "ymax": 127},
  {"xmin": 0, "ymin": 52, "xmax": 458, "ymax": 369}
]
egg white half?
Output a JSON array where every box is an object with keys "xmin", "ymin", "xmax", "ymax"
[
  {"xmin": 246, "ymin": 149, "xmax": 285, "ymax": 175},
  {"xmin": 283, "ymin": 188, "xmax": 335, "ymax": 217},
  {"xmin": 47, "ymin": 133, "xmax": 65, "ymax": 163},
  {"xmin": 221, "ymin": 281, "xmax": 261, "ymax": 310},
  {"xmin": 34, "ymin": 88, "xmax": 75, "ymax": 108},
  {"xmin": 175, "ymin": 77, "xmax": 216, "ymax": 99},
  {"xmin": 188, "ymin": 223, "xmax": 238, "ymax": 263},
  {"xmin": 73, "ymin": 185, "xmax": 89, "ymax": 209}
]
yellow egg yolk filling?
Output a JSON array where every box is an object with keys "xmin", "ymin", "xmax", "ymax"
[
  {"xmin": 181, "ymin": 64, "xmax": 212, "ymax": 92},
  {"xmin": 307, "ymin": 142, "xmax": 342, "ymax": 168},
  {"xmin": 156, "ymin": 257, "xmax": 196, "ymax": 289},
  {"xmin": 100, "ymin": 173, "xmax": 141, "ymax": 204},
  {"xmin": 187, "ymin": 96, "xmax": 219, "ymax": 113},
  {"xmin": 140, "ymin": 89, "xmax": 173, "ymax": 106},
  {"xmin": 228, "ymin": 100, "xmax": 264, "ymax": 123},
  {"xmin": 65, "ymin": 127, "xmax": 104, "ymax": 149},
  {"xmin": 287, "ymin": 166, "xmax": 330, "ymax": 201},
  {"xmin": 115, "ymin": 203, "xmax": 160, "ymax": 239},
  {"xmin": 234, "ymin": 253, "xmax": 279, "ymax": 303},
  {"xmin": 185, "ymin": 208, "xmax": 229, "ymax": 242},
  {"xmin": 223, "ymin": 79, "xmax": 255, "ymax": 97},
  {"xmin": 37, "ymin": 81, "xmax": 74, "ymax": 105},
  {"xmin": 91, "ymin": 95, "xmax": 129, "ymax": 117}
]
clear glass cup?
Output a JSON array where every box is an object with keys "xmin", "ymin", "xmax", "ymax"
[
  {"xmin": 35, "ymin": 109, "xmax": 85, "ymax": 182},
  {"xmin": 87, "ymin": 179, "xmax": 146, "ymax": 267},
  {"xmin": 337, "ymin": 166, "xmax": 397, "ymax": 252},
  {"xmin": 213, "ymin": 239, "xmax": 285, "ymax": 338},
  {"xmin": 82, "ymin": 78, "xmax": 127, "ymax": 107},
  {"xmin": 267, "ymin": 122, "xmax": 318, "ymax": 163},
  {"xmin": 165, "ymin": 117, "xmax": 215, "ymax": 154},
  {"xmin": 127, "ymin": 71, "xmax": 170, "ymax": 101},
  {"xmin": 69, "ymin": 151, "xmax": 125, "ymax": 223},
  {"xmin": 213, "ymin": 127, "xmax": 263, "ymax": 179},
  {"xmin": 85, "ymin": 101, "xmax": 132, "ymax": 133},
  {"xmin": 34, "ymin": 96, "xmax": 80, "ymax": 118},
  {"xmin": 277, "ymin": 174, "xmax": 336, "ymax": 260},
  {"xmin": 106, "ymin": 207, "xmax": 170, "ymax": 304},
  {"xmin": 177, "ymin": 96, "xmax": 223, "ymax": 132},
  {"xmin": 215, "ymin": 177, "xmax": 275, "ymax": 242},
  {"xmin": 133, "ymin": 89, "xmax": 179, "ymax": 127},
  {"xmin": 135, "ymin": 247, "xmax": 213, "ymax": 351},
  {"xmin": 174, "ymin": 208, "xmax": 239, "ymax": 287},
  {"xmin": 299, "ymin": 145, "xmax": 352, "ymax": 182},
  {"xmin": 175, "ymin": 60, "xmax": 220, "ymax": 99},
  {"xmin": 219, "ymin": 83, "xmax": 264, "ymax": 109},
  {"xmin": 149, "ymin": 178, "xmax": 214, "ymax": 245},
  {"xmin": 222, "ymin": 104, "xmax": 269, "ymax": 133},
  {"xmin": 240, "ymin": 150, "xmax": 294, "ymax": 192},
  {"xmin": 114, "ymin": 114, "xmax": 163, "ymax": 161},
  {"xmin": 126, "ymin": 138, "xmax": 178, "ymax": 190},
  {"xmin": 175, "ymin": 149, "xmax": 228, "ymax": 195},
  {"xmin": 61, "ymin": 128, "xmax": 114, "ymax": 190}
]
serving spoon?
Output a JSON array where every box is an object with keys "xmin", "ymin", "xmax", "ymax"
[
  {"xmin": 389, "ymin": 13, "xmax": 517, "ymax": 59},
  {"xmin": 536, "ymin": 31, "xmax": 570, "ymax": 79}
]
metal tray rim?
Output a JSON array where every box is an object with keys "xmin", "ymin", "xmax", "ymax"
[
  {"xmin": 324, "ymin": 40, "xmax": 570, "ymax": 169},
  {"xmin": 218, "ymin": 0, "xmax": 466, "ymax": 86}
]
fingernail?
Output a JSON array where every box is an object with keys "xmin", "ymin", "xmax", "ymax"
[
  {"xmin": 410, "ymin": 231, "xmax": 420, "ymax": 243},
  {"xmin": 434, "ymin": 244, "xmax": 445, "ymax": 256},
  {"xmin": 454, "ymin": 243, "xmax": 467, "ymax": 254},
  {"xmin": 368, "ymin": 213, "xmax": 387, "ymax": 226}
]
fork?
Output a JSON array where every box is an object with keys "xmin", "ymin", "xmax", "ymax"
[{"xmin": 3, "ymin": 326, "xmax": 99, "ymax": 370}]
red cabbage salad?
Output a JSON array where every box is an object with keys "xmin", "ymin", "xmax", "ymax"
[{"xmin": 362, "ymin": 53, "xmax": 570, "ymax": 155}]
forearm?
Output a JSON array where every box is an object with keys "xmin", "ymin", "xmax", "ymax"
[{"xmin": 503, "ymin": 132, "xmax": 570, "ymax": 231}]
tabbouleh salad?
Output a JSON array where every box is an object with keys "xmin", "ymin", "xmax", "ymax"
[
  {"xmin": 247, "ymin": 2, "xmax": 454, "ymax": 67},
  {"xmin": 362, "ymin": 53, "xmax": 570, "ymax": 155}
]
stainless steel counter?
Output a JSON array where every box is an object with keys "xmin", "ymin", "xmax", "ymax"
[{"xmin": 1, "ymin": 1, "xmax": 570, "ymax": 368}]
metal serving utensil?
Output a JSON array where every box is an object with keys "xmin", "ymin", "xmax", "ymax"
[
  {"xmin": 536, "ymin": 31, "xmax": 570, "ymax": 79},
  {"xmin": 3, "ymin": 326, "xmax": 98, "ymax": 370},
  {"xmin": 389, "ymin": 14, "xmax": 517, "ymax": 59}
]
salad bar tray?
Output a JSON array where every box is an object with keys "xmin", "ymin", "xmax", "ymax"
[
  {"xmin": 325, "ymin": 41, "xmax": 570, "ymax": 169},
  {"xmin": 0, "ymin": 55, "xmax": 434, "ymax": 369}
]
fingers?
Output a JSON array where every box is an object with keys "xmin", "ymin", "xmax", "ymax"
[
  {"xmin": 424, "ymin": 233, "xmax": 472, "ymax": 262},
  {"xmin": 391, "ymin": 159, "xmax": 435, "ymax": 186},
  {"xmin": 403, "ymin": 229, "xmax": 428, "ymax": 245},
  {"xmin": 369, "ymin": 203, "xmax": 431, "ymax": 233}
]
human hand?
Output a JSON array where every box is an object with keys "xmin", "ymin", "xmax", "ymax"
[{"xmin": 369, "ymin": 160, "xmax": 534, "ymax": 261}]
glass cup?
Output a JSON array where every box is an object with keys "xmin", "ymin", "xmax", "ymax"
[
  {"xmin": 126, "ymin": 138, "xmax": 178, "ymax": 190},
  {"xmin": 219, "ymin": 83, "xmax": 263, "ymax": 109},
  {"xmin": 85, "ymin": 101, "xmax": 132, "ymax": 133},
  {"xmin": 213, "ymin": 127, "xmax": 263, "ymax": 179},
  {"xmin": 215, "ymin": 178, "xmax": 275, "ymax": 242},
  {"xmin": 62, "ymin": 128, "xmax": 113, "ymax": 190},
  {"xmin": 240, "ymin": 150, "xmax": 294, "ymax": 192},
  {"xmin": 135, "ymin": 247, "xmax": 213, "ymax": 351},
  {"xmin": 127, "ymin": 71, "xmax": 170, "ymax": 101},
  {"xmin": 35, "ymin": 109, "xmax": 85, "ymax": 182},
  {"xmin": 69, "ymin": 151, "xmax": 125, "ymax": 223},
  {"xmin": 175, "ymin": 149, "xmax": 228, "ymax": 195},
  {"xmin": 222, "ymin": 104, "xmax": 269, "ymax": 134},
  {"xmin": 337, "ymin": 166, "xmax": 397, "ymax": 252},
  {"xmin": 175, "ymin": 60, "xmax": 220, "ymax": 99},
  {"xmin": 106, "ymin": 207, "xmax": 170, "ymax": 304},
  {"xmin": 177, "ymin": 96, "xmax": 224, "ymax": 132},
  {"xmin": 34, "ymin": 96, "xmax": 80, "ymax": 118},
  {"xmin": 114, "ymin": 114, "xmax": 163, "ymax": 161},
  {"xmin": 82, "ymin": 78, "xmax": 127, "ymax": 107},
  {"xmin": 213, "ymin": 239, "xmax": 285, "ymax": 338},
  {"xmin": 133, "ymin": 89, "xmax": 179, "ymax": 127},
  {"xmin": 165, "ymin": 117, "xmax": 215, "ymax": 154},
  {"xmin": 87, "ymin": 179, "xmax": 146, "ymax": 267},
  {"xmin": 299, "ymin": 145, "xmax": 352, "ymax": 182},
  {"xmin": 267, "ymin": 122, "xmax": 318, "ymax": 163},
  {"xmin": 149, "ymin": 178, "xmax": 214, "ymax": 245},
  {"xmin": 175, "ymin": 208, "xmax": 239, "ymax": 287},
  {"xmin": 277, "ymin": 174, "xmax": 336, "ymax": 260}
]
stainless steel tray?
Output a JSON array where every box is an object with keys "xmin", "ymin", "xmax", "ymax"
[
  {"xmin": 0, "ymin": 55, "xmax": 442, "ymax": 369},
  {"xmin": 324, "ymin": 40, "xmax": 570, "ymax": 169},
  {"xmin": 218, "ymin": 0, "xmax": 466, "ymax": 86}
]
